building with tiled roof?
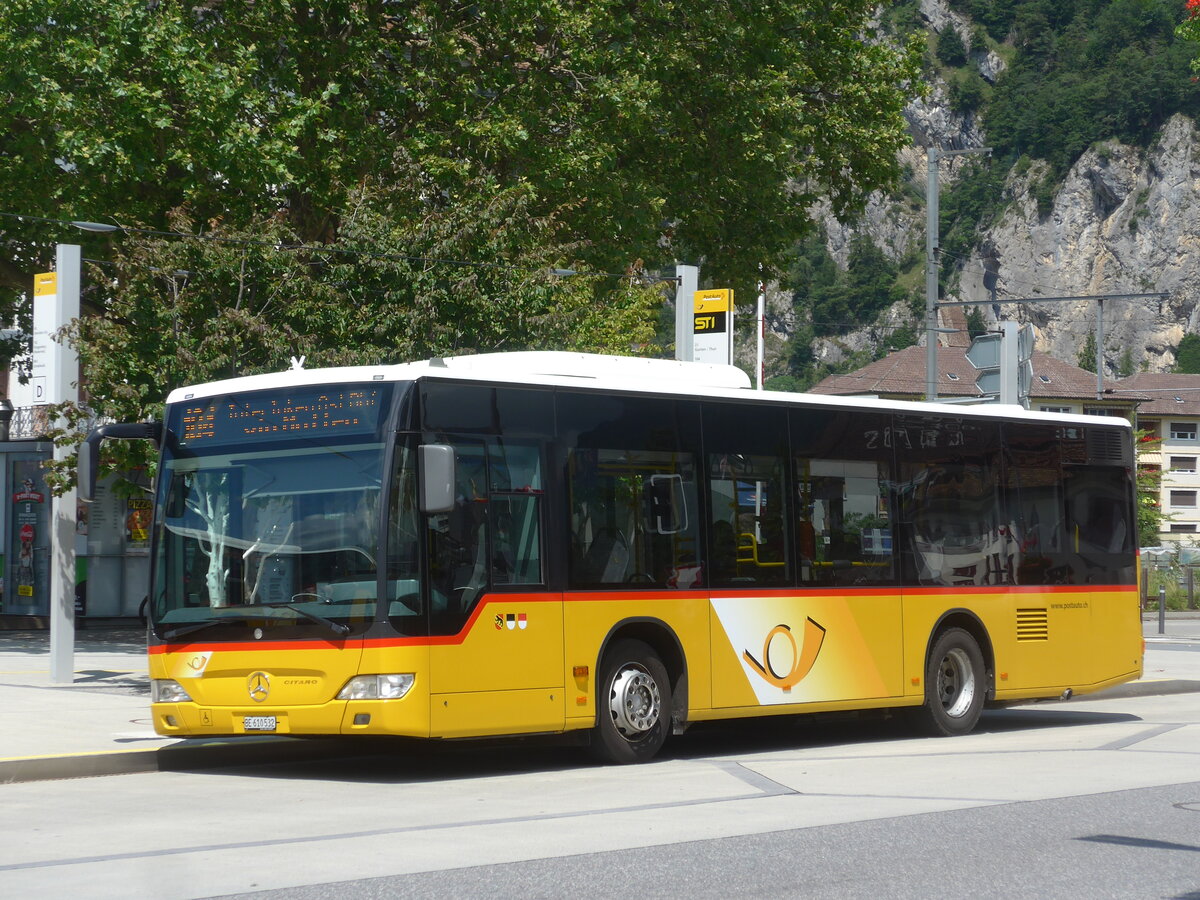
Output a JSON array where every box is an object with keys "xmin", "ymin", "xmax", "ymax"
[
  {"xmin": 1112, "ymin": 373, "xmax": 1200, "ymax": 546},
  {"xmin": 809, "ymin": 344, "xmax": 1139, "ymax": 417}
]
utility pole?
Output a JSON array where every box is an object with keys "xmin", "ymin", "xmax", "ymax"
[{"xmin": 925, "ymin": 145, "xmax": 991, "ymax": 401}]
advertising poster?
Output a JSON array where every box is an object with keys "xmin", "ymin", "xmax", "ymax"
[{"xmin": 9, "ymin": 460, "xmax": 49, "ymax": 615}]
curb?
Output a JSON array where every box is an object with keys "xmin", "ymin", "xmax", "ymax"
[{"xmin": 0, "ymin": 735, "xmax": 381, "ymax": 785}]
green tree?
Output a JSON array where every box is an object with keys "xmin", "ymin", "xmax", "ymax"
[
  {"xmin": 988, "ymin": 0, "xmax": 1200, "ymax": 181},
  {"xmin": 1118, "ymin": 346, "xmax": 1135, "ymax": 377},
  {"xmin": 74, "ymin": 183, "xmax": 664, "ymax": 421},
  {"xmin": 965, "ymin": 306, "xmax": 988, "ymax": 338},
  {"xmin": 1175, "ymin": 333, "xmax": 1200, "ymax": 373},
  {"xmin": 936, "ymin": 27, "xmax": 968, "ymax": 67},
  {"xmin": 0, "ymin": 0, "xmax": 924, "ymax": 379},
  {"xmin": 1077, "ymin": 331, "xmax": 1097, "ymax": 371}
]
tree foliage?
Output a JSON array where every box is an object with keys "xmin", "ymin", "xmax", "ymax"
[
  {"xmin": 791, "ymin": 234, "xmax": 914, "ymax": 339},
  {"xmin": 0, "ymin": 0, "xmax": 923, "ymax": 396},
  {"xmin": 936, "ymin": 27, "xmax": 968, "ymax": 67},
  {"xmin": 785, "ymin": 232, "xmax": 919, "ymax": 386},
  {"xmin": 981, "ymin": 0, "xmax": 1200, "ymax": 179},
  {"xmin": 1077, "ymin": 331, "xmax": 1097, "ymax": 371},
  {"xmin": 1174, "ymin": 333, "xmax": 1200, "ymax": 372},
  {"xmin": 76, "ymin": 182, "xmax": 663, "ymax": 417}
]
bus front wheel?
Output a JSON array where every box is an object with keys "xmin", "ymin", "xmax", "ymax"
[
  {"xmin": 592, "ymin": 639, "xmax": 671, "ymax": 764},
  {"xmin": 914, "ymin": 627, "xmax": 985, "ymax": 737}
]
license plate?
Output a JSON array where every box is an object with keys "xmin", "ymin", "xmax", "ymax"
[{"xmin": 243, "ymin": 715, "xmax": 277, "ymax": 732}]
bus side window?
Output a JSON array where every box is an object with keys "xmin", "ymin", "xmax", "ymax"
[
  {"xmin": 893, "ymin": 416, "xmax": 1006, "ymax": 588},
  {"xmin": 707, "ymin": 452, "xmax": 787, "ymax": 586},
  {"xmin": 488, "ymin": 442, "xmax": 544, "ymax": 586},
  {"xmin": 791, "ymin": 408, "xmax": 896, "ymax": 588},
  {"xmin": 559, "ymin": 393, "xmax": 703, "ymax": 590},
  {"xmin": 1063, "ymin": 464, "xmax": 1135, "ymax": 584},
  {"xmin": 703, "ymin": 403, "xmax": 789, "ymax": 587}
]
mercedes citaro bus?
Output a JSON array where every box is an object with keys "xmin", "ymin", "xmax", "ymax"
[{"xmin": 80, "ymin": 351, "xmax": 1142, "ymax": 763}]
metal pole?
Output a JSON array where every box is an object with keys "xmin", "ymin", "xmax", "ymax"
[
  {"xmin": 925, "ymin": 148, "xmax": 940, "ymax": 402},
  {"xmin": 1096, "ymin": 297, "xmax": 1105, "ymax": 401},
  {"xmin": 674, "ymin": 264, "xmax": 698, "ymax": 362},
  {"xmin": 1000, "ymin": 320, "xmax": 1018, "ymax": 405},
  {"xmin": 756, "ymin": 272, "xmax": 765, "ymax": 390},
  {"xmin": 1158, "ymin": 584, "xmax": 1166, "ymax": 634},
  {"xmin": 49, "ymin": 243, "xmax": 80, "ymax": 684}
]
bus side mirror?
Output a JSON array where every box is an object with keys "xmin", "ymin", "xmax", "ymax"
[
  {"xmin": 419, "ymin": 444, "xmax": 456, "ymax": 514},
  {"xmin": 78, "ymin": 421, "xmax": 164, "ymax": 503},
  {"xmin": 78, "ymin": 429, "xmax": 101, "ymax": 503}
]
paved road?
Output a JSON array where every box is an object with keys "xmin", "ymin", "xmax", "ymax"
[{"xmin": 2, "ymin": 688, "xmax": 1199, "ymax": 899}]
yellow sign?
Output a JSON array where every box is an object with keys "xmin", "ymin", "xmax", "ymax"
[
  {"xmin": 692, "ymin": 289, "xmax": 733, "ymax": 364},
  {"xmin": 693, "ymin": 289, "xmax": 732, "ymax": 314},
  {"xmin": 34, "ymin": 273, "xmax": 56, "ymax": 296}
]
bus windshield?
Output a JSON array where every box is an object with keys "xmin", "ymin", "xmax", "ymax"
[{"xmin": 150, "ymin": 383, "xmax": 395, "ymax": 639}]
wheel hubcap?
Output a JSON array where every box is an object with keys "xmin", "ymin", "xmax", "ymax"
[
  {"xmin": 936, "ymin": 647, "xmax": 976, "ymax": 719},
  {"xmin": 608, "ymin": 664, "xmax": 661, "ymax": 739}
]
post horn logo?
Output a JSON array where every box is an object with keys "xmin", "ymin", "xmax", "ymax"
[
  {"xmin": 743, "ymin": 618, "xmax": 826, "ymax": 693},
  {"xmin": 247, "ymin": 671, "xmax": 271, "ymax": 702}
]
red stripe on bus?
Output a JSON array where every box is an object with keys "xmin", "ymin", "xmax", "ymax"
[{"xmin": 149, "ymin": 581, "xmax": 1136, "ymax": 655}]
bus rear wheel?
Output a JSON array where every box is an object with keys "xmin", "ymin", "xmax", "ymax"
[
  {"xmin": 592, "ymin": 639, "xmax": 671, "ymax": 764},
  {"xmin": 914, "ymin": 627, "xmax": 985, "ymax": 737}
]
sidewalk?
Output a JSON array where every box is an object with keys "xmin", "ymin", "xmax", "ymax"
[{"xmin": 2, "ymin": 614, "xmax": 1199, "ymax": 785}]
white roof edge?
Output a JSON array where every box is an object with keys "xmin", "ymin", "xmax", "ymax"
[
  {"xmin": 162, "ymin": 352, "xmax": 1129, "ymax": 429},
  {"xmin": 164, "ymin": 351, "xmax": 752, "ymax": 403}
]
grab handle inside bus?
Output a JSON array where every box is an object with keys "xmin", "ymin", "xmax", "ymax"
[
  {"xmin": 78, "ymin": 421, "xmax": 163, "ymax": 503},
  {"xmin": 419, "ymin": 443, "xmax": 456, "ymax": 514}
]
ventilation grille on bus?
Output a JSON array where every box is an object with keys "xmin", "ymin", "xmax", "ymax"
[
  {"xmin": 1087, "ymin": 428, "xmax": 1130, "ymax": 466},
  {"xmin": 1016, "ymin": 608, "xmax": 1049, "ymax": 642}
]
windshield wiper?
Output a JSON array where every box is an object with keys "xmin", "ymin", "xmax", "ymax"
[{"xmin": 243, "ymin": 602, "xmax": 352, "ymax": 636}]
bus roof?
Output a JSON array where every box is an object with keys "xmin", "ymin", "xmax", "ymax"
[{"xmin": 164, "ymin": 351, "xmax": 1131, "ymax": 430}]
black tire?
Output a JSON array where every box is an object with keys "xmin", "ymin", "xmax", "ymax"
[
  {"xmin": 591, "ymin": 638, "xmax": 671, "ymax": 764},
  {"xmin": 913, "ymin": 627, "xmax": 986, "ymax": 737}
]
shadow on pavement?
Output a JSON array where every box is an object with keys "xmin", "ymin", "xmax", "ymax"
[{"xmin": 158, "ymin": 703, "xmax": 1143, "ymax": 787}]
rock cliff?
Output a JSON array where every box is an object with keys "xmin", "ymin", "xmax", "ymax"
[{"xmin": 769, "ymin": 0, "xmax": 1199, "ymax": 382}]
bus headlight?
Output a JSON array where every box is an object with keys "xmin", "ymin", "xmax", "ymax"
[
  {"xmin": 151, "ymin": 679, "xmax": 193, "ymax": 703},
  {"xmin": 337, "ymin": 674, "xmax": 415, "ymax": 700}
]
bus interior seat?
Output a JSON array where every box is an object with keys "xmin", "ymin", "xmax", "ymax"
[{"xmin": 583, "ymin": 527, "xmax": 629, "ymax": 584}]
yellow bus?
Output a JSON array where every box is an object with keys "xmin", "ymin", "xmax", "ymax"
[{"xmin": 81, "ymin": 351, "xmax": 1143, "ymax": 763}]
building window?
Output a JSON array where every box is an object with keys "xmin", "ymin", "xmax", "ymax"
[
  {"xmin": 1141, "ymin": 420, "xmax": 1161, "ymax": 440},
  {"xmin": 1170, "ymin": 422, "xmax": 1197, "ymax": 440},
  {"xmin": 1171, "ymin": 524, "xmax": 1198, "ymax": 533},
  {"xmin": 1170, "ymin": 456, "xmax": 1198, "ymax": 473},
  {"xmin": 1040, "ymin": 405, "xmax": 1072, "ymax": 414},
  {"xmin": 1170, "ymin": 490, "xmax": 1197, "ymax": 508},
  {"xmin": 1084, "ymin": 406, "xmax": 1117, "ymax": 417}
]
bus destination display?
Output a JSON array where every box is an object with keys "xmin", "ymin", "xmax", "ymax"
[{"xmin": 178, "ymin": 385, "xmax": 389, "ymax": 446}]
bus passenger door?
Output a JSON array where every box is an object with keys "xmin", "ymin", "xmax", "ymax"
[{"xmin": 425, "ymin": 438, "xmax": 565, "ymax": 737}]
